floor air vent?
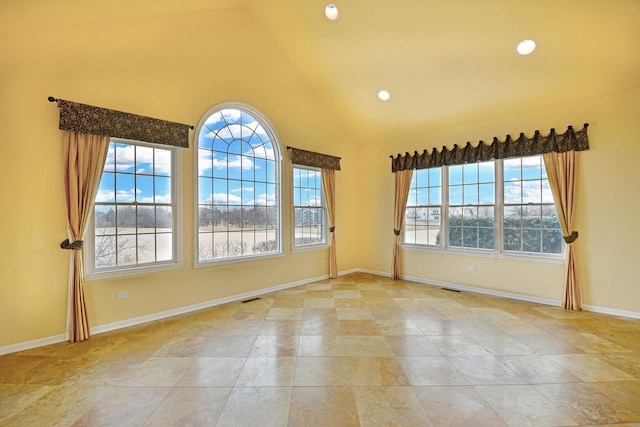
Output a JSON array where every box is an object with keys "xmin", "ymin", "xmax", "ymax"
[
  {"xmin": 441, "ymin": 288, "xmax": 461, "ymax": 293},
  {"xmin": 241, "ymin": 297, "xmax": 261, "ymax": 303}
]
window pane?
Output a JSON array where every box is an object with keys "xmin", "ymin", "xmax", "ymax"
[
  {"xmin": 504, "ymin": 158, "xmax": 521, "ymax": 181},
  {"xmin": 463, "ymin": 228, "xmax": 478, "ymax": 248},
  {"xmin": 463, "ymin": 185, "xmax": 478, "ymax": 205},
  {"xmin": 198, "ymin": 149, "xmax": 213, "ymax": 176},
  {"xmin": 478, "ymin": 228, "xmax": 495, "ymax": 249},
  {"xmin": 212, "ymin": 152, "xmax": 227, "ymax": 179},
  {"xmin": 504, "ymin": 228, "xmax": 521, "ymax": 251},
  {"xmin": 115, "ymin": 144, "xmax": 134, "ymax": 172},
  {"xmin": 199, "ymin": 206, "xmax": 213, "ymax": 232},
  {"xmin": 136, "ymin": 175, "xmax": 153, "ymax": 203},
  {"xmin": 416, "ymin": 188, "xmax": 428, "ymax": 205},
  {"xmin": 97, "ymin": 172, "xmax": 115, "ymax": 202},
  {"xmin": 199, "ymin": 178, "xmax": 212, "ymax": 204},
  {"xmin": 137, "ymin": 206, "xmax": 155, "ymax": 230},
  {"xmin": 463, "ymin": 164, "xmax": 478, "ymax": 184},
  {"xmin": 157, "ymin": 206, "xmax": 172, "ymax": 230},
  {"xmin": 522, "ymin": 181, "xmax": 541, "ymax": 203},
  {"xmin": 449, "ymin": 186, "xmax": 463, "ymax": 205},
  {"xmin": 504, "ymin": 206, "xmax": 522, "ymax": 229},
  {"xmin": 478, "ymin": 183, "xmax": 494, "ymax": 204},
  {"xmin": 95, "ymin": 235, "xmax": 117, "ymax": 268},
  {"xmin": 117, "ymin": 235, "xmax": 136, "ymax": 265},
  {"xmin": 429, "ymin": 168, "xmax": 441, "ymax": 186},
  {"xmin": 504, "ymin": 181, "xmax": 522, "ymax": 204},
  {"xmin": 136, "ymin": 146, "xmax": 154, "ymax": 174},
  {"xmin": 522, "ymin": 229, "xmax": 541, "ymax": 252},
  {"xmin": 543, "ymin": 230, "xmax": 563, "ymax": 254},
  {"xmin": 478, "ymin": 162, "xmax": 495, "ymax": 183},
  {"xmin": 449, "ymin": 227, "xmax": 462, "ymax": 247},
  {"xmin": 95, "ymin": 205, "xmax": 115, "ymax": 235},
  {"xmin": 137, "ymin": 234, "xmax": 156, "ymax": 264},
  {"xmin": 542, "ymin": 206, "xmax": 561, "ymax": 229},
  {"xmin": 449, "ymin": 166, "xmax": 463, "ymax": 185},
  {"xmin": 523, "ymin": 205, "xmax": 541, "ymax": 228},
  {"xmin": 117, "ymin": 206, "xmax": 136, "ymax": 234},
  {"xmin": 429, "ymin": 187, "xmax": 441, "ymax": 205},
  {"xmin": 116, "ymin": 173, "xmax": 135, "ymax": 202}
]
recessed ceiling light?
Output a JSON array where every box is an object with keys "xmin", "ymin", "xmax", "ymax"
[
  {"xmin": 325, "ymin": 4, "xmax": 339, "ymax": 21},
  {"xmin": 516, "ymin": 39, "xmax": 537, "ymax": 56},
  {"xmin": 378, "ymin": 90, "xmax": 391, "ymax": 101}
]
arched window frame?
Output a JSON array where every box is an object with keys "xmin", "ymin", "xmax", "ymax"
[{"xmin": 194, "ymin": 102, "xmax": 283, "ymax": 266}]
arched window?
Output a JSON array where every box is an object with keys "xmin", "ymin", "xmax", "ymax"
[{"xmin": 196, "ymin": 103, "xmax": 281, "ymax": 263}]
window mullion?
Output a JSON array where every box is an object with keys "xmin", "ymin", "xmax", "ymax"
[
  {"xmin": 442, "ymin": 166, "xmax": 449, "ymax": 250},
  {"xmin": 495, "ymin": 159, "xmax": 504, "ymax": 253}
]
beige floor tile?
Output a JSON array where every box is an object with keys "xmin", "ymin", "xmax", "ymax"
[
  {"xmin": 333, "ymin": 335, "xmax": 395, "ymax": 357},
  {"xmin": 266, "ymin": 307, "xmax": 304, "ymax": 320},
  {"xmin": 353, "ymin": 386, "xmax": 432, "ymax": 426},
  {"xmin": 344, "ymin": 357, "xmax": 410, "ymax": 386},
  {"xmin": 428, "ymin": 335, "xmax": 491, "ymax": 356},
  {"xmin": 3, "ymin": 272, "xmax": 640, "ymax": 426},
  {"xmin": 385, "ymin": 335, "xmax": 442, "ymax": 356},
  {"xmin": 498, "ymin": 355, "xmax": 582, "ymax": 384},
  {"xmin": 119, "ymin": 357, "xmax": 196, "ymax": 386},
  {"xmin": 474, "ymin": 384, "xmax": 577, "ymax": 427},
  {"xmin": 293, "ymin": 357, "xmax": 353, "ymax": 386},
  {"xmin": 339, "ymin": 320, "xmax": 383, "ymax": 335},
  {"xmin": 303, "ymin": 297, "xmax": 336, "ymax": 308},
  {"xmin": 377, "ymin": 319, "xmax": 424, "ymax": 336},
  {"xmin": 336, "ymin": 307, "xmax": 374, "ymax": 320},
  {"xmin": 177, "ymin": 357, "xmax": 245, "ymax": 386},
  {"xmin": 415, "ymin": 385, "xmax": 507, "ymax": 426},
  {"xmin": 235, "ymin": 357, "xmax": 296, "ymax": 386},
  {"xmin": 547, "ymin": 354, "xmax": 637, "ymax": 382},
  {"xmin": 216, "ymin": 386, "xmax": 292, "ymax": 427},
  {"xmin": 535, "ymin": 382, "xmax": 640, "ymax": 425},
  {"xmin": 397, "ymin": 356, "xmax": 468, "ymax": 385},
  {"xmin": 249, "ymin": 335, "xmax": 299, "ymax": 357},
  {"xmin": 143, "ymin": 387, "xmax": 231, "ymax": 426},
  {"xmin": 447, "ymin": 355, "xmax": 525, "ymax": 385},
  {"xmin": 73, "ymin": 386, "xmax": 171, "ymax": 427},
  {"xmin": 288, "ymin": 387, "xmax": 360, "ymax": 427},
  {"xmin": 200, "ymin": 335, "xmax": 256, "ymax": 357}
]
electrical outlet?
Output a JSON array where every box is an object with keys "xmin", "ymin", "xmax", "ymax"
[
  {"xmin": 116, "ymin": 291, "xmax": 128, "ymax": 299},
  {"xmin": 467, "ymin": 266, "xmax": 476, "ymax": 272}
]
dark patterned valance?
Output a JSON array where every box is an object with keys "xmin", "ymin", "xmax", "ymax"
[
  {"xmin": 390, "ymin": 124, "xmax": 589, "ymax": 172},
  {"xmin": 56, "ymin": 99, "xmax": 192, "ymax": 148},
  {"xmin": 289, "ymin": 147, "xmax": 341, "ymax": 170}
]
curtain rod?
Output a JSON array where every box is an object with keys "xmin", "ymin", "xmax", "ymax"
[{"xmin": 48, "ymin": 96, "xmax": 195, "ymax": 130}]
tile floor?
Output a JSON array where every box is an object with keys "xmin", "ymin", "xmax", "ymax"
[{"xmin": 1, "ymin": 272, "xmax": 640, "ymax": 426}]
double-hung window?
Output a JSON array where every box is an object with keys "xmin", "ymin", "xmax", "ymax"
[
  {"xmin": 404, "ymin": 155, "xmax": 562, "ymax": 257},
  {"xmin": 85, "ymin": 138, "xmax": 180, "ymax": 278},
  {"xmin": 293, "ymin": 166, "xmax": 327, "ymax": 248}
]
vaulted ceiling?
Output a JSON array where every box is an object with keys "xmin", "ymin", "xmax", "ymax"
[{"xmin": 3, "ymin": 0, "xmax": 639, "ymax": 141}]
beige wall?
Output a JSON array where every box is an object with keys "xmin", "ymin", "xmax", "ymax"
[
  {"xmin": 359, "ymin": 86, "xmax": 640, "ymax": 312},
  {"xmin": 1, "ymin": 5, "xmax": 639, "ymax": 350}
]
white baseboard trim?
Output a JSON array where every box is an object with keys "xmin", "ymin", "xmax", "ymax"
[
  {"xmin": 400, "ymin": 273, "xmax": 561, "ymax": 307},
  {"xmin": 0, "ymin": 334, "xmax": 68, "ymax": 356},
  {"xmin": 91, "ymin": 273, "xmax": 330, "ymax": 335},
  {"xmin": 0, "ymin": 274, "xmax": 329, "ymax": 356},
  {"xmin": 583, "ymin": 304, "xmax": 640, "ymax": 320},
  {"xmin": 3, "ymin": 269, "xmax": 640, "ymax": 355}
]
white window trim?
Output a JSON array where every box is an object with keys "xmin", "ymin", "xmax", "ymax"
[
  {"xmin": 84, "ymin": 139, "xmax": 183, "ymax": 281},
  {"xmin": 194, "ymin": 101, "xmax": 283, "ymax": 268},
  {"xmin": 402, "ymin": 157, "xmax": 564, "ymax": 263},
  {"xmin": 291, "ymin": 165, "xmax": 329, "ymax": 252}
]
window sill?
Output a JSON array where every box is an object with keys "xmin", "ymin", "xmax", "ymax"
[
  {"xmin": 401, "ymin": 244, "xmax": 564, "ymax": 264},
  {"xmin": 84, "ymin": 261, "xmax": 183, "ymax": 281},
  {"xmin": 195, "ymin": 251, "xmax": 285, "ymax": 268},
  {"xmin": 292, "ymin": 244, "xmax": 329, "ymax": 254}
]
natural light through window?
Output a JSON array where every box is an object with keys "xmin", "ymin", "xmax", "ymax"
[
  {"xmin": 404, "ymin": 155, "xmax": 562, "ymax": 257},
  {"xmin": 196, "ymin": 105, "xmax": 281, "ymax": 263},
  {"xmin": 87, "ymin": 139, "xmax": 178, "ymax": 276},
  {"xmin": 293, "ymin": 166, "xmax": 326, "ymax": 248}
]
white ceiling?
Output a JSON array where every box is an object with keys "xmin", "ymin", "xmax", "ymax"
[{"xmin": 2, "ymin": 0, "xmax": 639, "ymax": 140}]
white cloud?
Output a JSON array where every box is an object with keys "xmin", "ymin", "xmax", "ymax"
[{"xmin": 211, "ymin": 193, "xmax": 242, "ymax": 204}]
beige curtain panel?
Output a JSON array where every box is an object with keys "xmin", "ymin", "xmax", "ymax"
[
  {"xmin": 56, "ymin": 98, "xmax": 192, "ymax": 148},
  {"xmin": 321, "ymin": 169, "xmax": 338, "ymax": 278},
  {"xmin": 392, "ymin": 169, "xmax": 414, "ymax": 280},
  {"xmin": 390, "ymin": 124, "xmax": 589, "ymax": 172},
  {"xmin": 63, "ymin": 130, "xmax": 110, "ymax": 342},
  {"xmin": 544, "ymin": 151, "xmax": 582, "ymax": 311}
]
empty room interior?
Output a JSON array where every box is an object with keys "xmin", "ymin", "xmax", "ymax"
[{"xmin": 1, "ymin": 0, "xmax": 639, "ymax": 425}]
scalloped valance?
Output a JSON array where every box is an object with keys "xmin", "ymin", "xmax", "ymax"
[
  {"xmin": 390, "ymin": 124, "xmax": 589, "ymax": 172},
  {"xmin": 288, "ymin": 147, "xmax": 341, "ymax": 170},
  {"xmin": 56, "ymin": 99, "xmax": 192, "ymax": 148}
]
